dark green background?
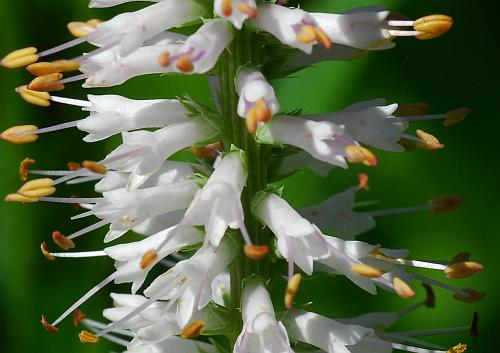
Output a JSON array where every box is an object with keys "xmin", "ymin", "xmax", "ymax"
[{"xmin": 0, "ymin": 0, "xmax": 497, "ymax": 352}]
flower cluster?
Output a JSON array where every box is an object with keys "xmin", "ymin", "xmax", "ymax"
[{"xmin": 1, "ymin": 1, "xmax": 480, "ymax": 353}]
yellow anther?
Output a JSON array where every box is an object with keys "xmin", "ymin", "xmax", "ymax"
[
  {"xmin": 358, "ymin": 173, "xmax": 369, "ymax": 191},
  {"xmin": 345, "ymin": 145, "xmax": 378, "ymax": 167},
  {"xmin": 245, "ymin": 108, "xmax": 258, "ymax": 134},
  {"xmin": 297, "ymin": 25, "xmax": 317, "ymax": 44},
  {"xmin": 313, "ymin": 26, "xmax": 332, "ymax": 49},
  {"xmin": 452, "ymin": 288, "xmax": 485, "ymax": 303},
  {"xmin": 52, "ymin": 231, "xmax": 76, "ymax": 250},
  {"xmin": 79, "ymin": 330, "xmax": 100, "ymax": 344},
  {"xmin": 158, "ymin": 51, "xmax": 171, "ymax": 67},
  {"xmin": 27, "ymin": 60, "xmax": 80, "ymax": 76},
  {"xmin": 15, "ymin": 85, "xmax": 51, "ymax": 107},
  {"xmin": 40, "ymin": 242, "xmax": 55, "ymax": 261},
  {"xmin": 237, "ymin": 3, "xmax": 257, "ymax": 19},
  {"xmin": 429, "ymin": 196, "xmax": 463, "ymax": 213},
  {"xmin": 285, "ymin": 273, "xmax": 302, "ymax": 309},
  {"xmin": 444, "ymin": 107, "xmax": 471, "ymax": 127},
  {"xmin": 415, "ymin": 129, "xmax": 444, "ymax": 150},
  {"xmin": 140, "ymin": 250, "xmax": 158, "ymax": 269},
  {"xmin": 28, "ymin": 73, "xmax": 64, "ymax": 92},
  {"xmin": 447, "ymin": 343, "xmax": 467, "ymax": 353},
  {"xmin": 176, "ymin": 56, "xmax": 194, "ymax": 73},
  {"xmin": 445, "ymin": 261, "xmax": 483, "ymax": 279},
  {"xmin": 180, "ymin": 320, "xmax": 205, "ymax": 339},
  {"xmin": 41, "ymin": 314, "xmax": 59, "ymax": 334},
  {"xmin": 82, "ymin": 160, "xmax": 107, "ymax": 174},
  {"xmin": 414, "ymin": 14, "xmax": 453, "ymax": 40},
  {"xmin": 67, "ymin": 19, "xmax": 102, "ymax": 38},
  {"xmin": 393, "ymin": 276, "xmax": 415, "ymax": 299},
  {"xmin": 255, "ymin": 99, "xmax": 272, "ymax": 123},
  {"xmin": 4, "ymin": 193, "xmax": 38, "ymax": 203},
  {"xmin": 221, "ymin": 0, "xmax": 233, "ymax": 17},
  {"xmin": 351, "ymin": 263, "xmax": 383, "ymax": 278},
  {"xmin": 1, "ymin": 125, "xmax": 38, "ymax": 144},
  {"xmin": 73, "ymin": 309, "xmax": 87, "ymax": 327},
  {"xmin": 422, "ymin": 283, "xmax": 436, "ymax": 308},
  {"xmin": 244, "ymin": 244, "xmax": 269, "ymax": 260},
  {"xmin": 18, "ymin": 178, "xmax": 55, "ymax": 198},
  {"xmin": 19, "ymin": 157, "xmax": 35, "ymax": 181},
  {"xmin": 395, "ymin": 102, "xmax": 431, "ymax": 116},
  {"xmin": 1, "ymin": 47, "xmax": 39, "ymax": 68}
]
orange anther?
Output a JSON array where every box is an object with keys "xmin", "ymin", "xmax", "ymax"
[
  {"xmin": 414, "ymin": 15, "xmax": 453, "ymax": 40},
  {"xmin": 140, "ymin": 250, "xmax": 158, "ymax": 269},
  {"xmin": 41, "ymin": 314, "xmax": 58, "ymax": 334},
  {"xmin": 82, "ymin": 160, "xmax": 107, "ymax": 174},
  {"xmin": 176, "ymin": 56, "xmax": 194, "ymax": 73},
  {"xmin": 180, "ymin": 320, "xmax": 205, "ymax": 339},
  {"xmin": 52, "ymin": 231, "xmax": 76, "ymax": 250},
  {"xmin": 19, "ymin": 157, "xmax": 35, "ymax": 181},
  {"xmin": 244, "ymin": 244, "xmax": 269, "ymax": 260},
  {"xmin": 73, "ymin": 309, "xmax": 87, "ymax": 327},
  {"xmin": 79, "ymin": 330, "xmax": 99, "ymax": 343},
  {"xmin": 28, "ymin": 73, "xmax": 64, "ymax": 92},
  {"xmin": 40, "ymin": 242, "xmax": 55, "ymax": 261}
]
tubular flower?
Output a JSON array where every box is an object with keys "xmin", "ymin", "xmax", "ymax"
[{"xmin": 1, "ymin": 1, "xmax": 478, "ymax": 353}]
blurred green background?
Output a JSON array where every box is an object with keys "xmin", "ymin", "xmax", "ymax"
[{"xmin": 0, "ymin": 0, "xmax": 497, "ymax": 352}]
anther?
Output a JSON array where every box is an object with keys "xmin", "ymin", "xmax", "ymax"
[
  {"xmin": 313, "ymin": 27, "xmax": 332, "ymax": 49},
  {"xmin": 41, "ymin": 242, "xmax": 55, "ymax": 261},
  {"xmin": 444, "ymin": 107, "xmax": 471, "ymax": 127},
  {"xmin": 18, "ymin": 178, "xmax": 55, "ymax": 198},
  {"xmin": 221, "ymin": 0, "xmax": 233, "ymax": 17},
  {"xmin": 140, "ymin": 250, "xmax": 158, "ymax": 269},
  {"xmin": 176, "ymin": 56, "xmax": 194, "ymax": 73},
  {"xmin": 41, "ymin": 314, "xmax": 59, "ymax": 334},
  {"xmin": 52, "ymin": 231, "xmax": 76, "ymax": 250},
  {"xmin": 447, "ymin": 343, "xmax": 467, "ymax": 353},
  {"xmin": 237, "ymin": 3, "xmax": 258, "ymax": 19},
  {"xmin": 422, "ymin": 283, "xmax": 436, "ymax": 308},
  {"xmin": 297, "ymin": 25, "xmax": 317, "ymax": 44},
  {"xmin": 15, "ymin": 85, "xmax": 51, "ymax": 107},
  {"xmin": 413, "ymin": 15, "xmax": 453, "ymax": 40},
  {"xmin": 1, "ymin": 47, "xmax": 39, "ymax": 68},
  {"xmin": 444, "ymin": 261, "xmax": 483, "ymax": 279},
  {"xmin": 158, "ymin": 51, "xmax": 171, "ymax": 67},
  {"xmin": 429, "ymin": 196, "xmax": 463, "ymax": 213},
  {"xmin": 255, "ymin": 99, "xmax": 272, "ymax": 122},
  {"xmin": 245, "ymin": 108, "xmax": 258, "ymax": 134},
  {"xmin": 452, "ymin": 288, "xmax": 485, "ymax": 303},
  {"xmin": 4, "ymin": 193, "xmax": 38, "ymax": 203},
  {"xmin": 67, "ymin": 162, "xmax": 82, "ymax": 171},
  {"xmin": 79, "ymin": 330, "xmax": 100, "ymax": 344},
  {"xmin": 19, "ymin": 157, "xmax": 35, "ymax": 181},
  {"xmin": 285, "ymin": 273, "xmax": 302, "ymax": 309},
  {"xmin": 27, "ymin": 60, "xmax": 80, "ymax": 76},
  {"xmin": 191, "ymin": 141, "xmax": 223, "ymax": 159},
  {"xmin": 395, "ymin": 102, "xmax": 432, "ymax": 116},
  {"xmin": 415, "ymin": 129, "xmax": 444, "ymax": 150},
  {"xmin": 351, "ymin": 263, "xmax": 383, "ymax": 278},
  {"xmin": 180, "ymin": 320, "xmax": 205, "ymax": 339},
  {"xmin": 73, "ymin": 309, "xmax": 87, "ymax": 327},
  {"xmin": 28, "ymin": 73, "xmax": 65, "ymax": 92},
  {"xmin": 358, "ymin": 173, "xmax": 369, "ymax": 191},
  {"xmin": 82, "ymin": 161, "xmax": 107, "ymax": 174},
  {"xmin": 393, "ymin": 277, "xmax": 416, "ymax": 299},
  {"xmin": 244, "ymin": 244, "xmax": 269, "ymax": 260},
  {"xmin": 346, "ymin": 145, "xmax": 378, "ymax": 167},
  {"xmin": 67, "ymin": 19, "xmax": 102, "ymax": 38},
  {"xmin": 1, "ymin": 125, "xmax": 39, "ymax": 144}
]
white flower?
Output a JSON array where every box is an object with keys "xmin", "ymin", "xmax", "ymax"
[
  {"xmin": 214, "ymin": 0, "xmax": 257, "ymax": 29},
  {"xmin": 277, "ymin": 150, "xmax": 336, "ymax": 177},
  {"xmin": 91, "ymin": 181, "xmax": 199, "ymax": 242},
  {"xmin": 162, "ymin": 19, "xmax": 234, "ymax": 74},
  {"xmin": 132, "ymin": 211, "xmax": 185, "ymax": 236},
  {"xmin": 308, "ymin": 99, "xmax": 408, "ymax": 152},
  {"xmin": 284, "ymin": 309, "xmax": 373, "ymax": 353},
  {"xmin": 75, "ymin": 95, "xmax": 189, "ymax": 142},
  {"xmin": 234, "ymin": 277, "xmax": 294, "ymax": 353},
  {"xmin": 144, "ymin": 237, "xmax": 239, "ymax": 328},
  {"xmin": 182, "ymin": 149, "xmax": 249, "ymax": 247},
  {"xmin": 90, "ymin": 0, "xmax": 158, "ymax": 8},
  {"xmin": 236, "ymin": 68, "xmax": 279, "ymax": 123},
  {"xmin": 87, "ymin": 0, "xmax": 205, "ymax": 56},
  {"xmin": 257, "ymin": 115, "xmax": 354, "ymax": 168},
  {"xmin": 104, "ymin": 225, "xmax": 203, "ymax": 293},
  {"xmin": 253, "ymin": 192, "xmax": 329, "ymax": 276},
  {"xmin": 124, "ymin": 336, "xmax": 218, "ymax": 353},
  {"xmin": 102, "ymin": 118, "xmax": 219, "ymax": 189},
  {"xmin": 299, "ymin": 186, "xmax": 376, "ymax": 239},
  {"xmin": 252, "ymin": 4, "xmax": 331, "ymax": 53}
]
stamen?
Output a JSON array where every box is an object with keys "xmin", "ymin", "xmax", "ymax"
[
  {"xmin": 41, "ymin": 314, "xmax": 59, "ymax": 334},
  {"xmin": 68, "ymin": 162, "xmax": 82, "ymax": 171},
  {"xmin": 429, "ymin": 196, "xmax": 463, "ymax": 213},
  {"xmin": 81, "ymin": 318, "xmax": 134, "ymax": 337},
  {"xmin": 351, "ymin": 263, "xmax": 383, "ymax": 278},
  {"xmin": 245, "ymin": 108, "xmax": 258, "ymax": 134},
  {"xmin": 58, "ymin": 73, "xmax": 89, "ymax": 85},
  {"xmin": 393, "ymin": 276, "xmax": 416, "ymax": 299},
  {"xmin": 67, "ymin": 19, "xmax": 102, "ymax": 38},
  {"xmin": 158, "ymin": 51, "xmax": 171, "ymax": 67},
  {"xmin": 237, "ymin": 3, "xmax": 258, "ymax": 19},
  {"xmin": 82, "ymin": 160, "xmax": 107, "ymax": 175},
  {"xmin": 358, "ymin": 173, "xmax": 369, "ymax": 191},
  {"xmin": 38, "ymin": 36, "xmax": 90, "ymax": 58},
  {"xmin": 345, "ymin": 145, "xmax": 378, "ymax": 166},
  {"xmin": 79, "ymin": 330, "xmax": 100, "ymax": 344},
  {"xmin": 255, "ymin": 99, "xmax": 272, "ymax": 122},
  {"xmin": 176, "ymin": 55, "xmax": 194, "ymax": 73},
  {"xmin": 313, "ymin": 26, "xmax": 332, "ymax": 49},
  {"xmin": 15, "ymin": 85, "xmax": 51, "ymax": 107},
  {"xmin": 453, "ymin": 288, "xmax": 485, "ymax": 303},
  {"xmin": 18, "ymin": 178, "xmax": 56, "ymax": 198},
  {"xmin": 52, "ymin": 231, "xmax": 76, "ymax": 250},
  {"xmin": 38, "ymin": 196, "xmax": 102, "ymax": 204},
  {"xmin": 423, "ymin": 283, "xmax": 436, "ymax": 308},
  {"xmin": 444, "ymin": 108, "xmax": 471, "ymax": 127},
  {"xmin": 1, "ymin": 125, "xmax": 39, "ymax": 144},
  {"xmin": 444, "ymin": 261, "xmax": 483, "ymax": 279},
  {"xmin": 448, "ymin": 343, "xmax": 467, "ymax": 353},
  {"xmin": 64, "ymin": 219, "xmax": 110, "ymax": 240},
  {"xmin": 221, "ymin": 0, "xmax": 233, "ymax": 17},
  {"xmin": 41, "ymin": 242, "xmax": 55, "ymax": 261},
  {"xmin": 1, "ymin": 47, "xmax": 39, "ymax": 68},
  {"xmin": 140, "ymin": 250, "xmax": 158, "ymax": 269},
  {"xmin": 19, "ymin": 157, "xmax": 35, "ymax": 181},
  {"xmin": 52, "ymin": 169, "xmax": 92, "ymax": 186},
  {"xmin": 415, "ymin": 130, "xmax": 444, "ymax": 150},
  {"xmin": 50, "ymin": 95, "xmax": 92, "ymax": 108},
  {"xmin": 4, "ymin": 193, "xmax": 38, "ymax": 203},
  {"xmin": 391, "ymin": 325, "xmax": 471, "ymax": 337},
  {"xmin": 73, "ymin": 309, "xmax": 87, "ymax": 327},
  {"xmin": 413, "ymin": 15, "xmax": 453, "ymax": 40},
  {"xmin": 285, "ymin": 273, "xmax": 302, "ymax": 309},
  {"xmin": 26, "ymin": 60, "xmax": 80, "ymax": 76},
  {"xmin": 297, "ymin": 25, "xmax": 317, "ymax": 44},
  {"xmin": 180, "ymin": 320, "xmax": 205, "ymax": 338},
  {"xmin": 387, "ymin": 20, "xmax": 415, "ymax": 27},
  {"xmin": 244, "ymin": 245, "xmax": 269, "ymax": 260},
  {"xmin": 28, "ymin": 73, "xmax": 65, "ymax": 92},
  {"xmin": 390, "ymin": 341, "xmax": 465, "ymax": 353},
  {"xmin": 191, "ymin": 141, "xmax": 223, "ymax": 158}
]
